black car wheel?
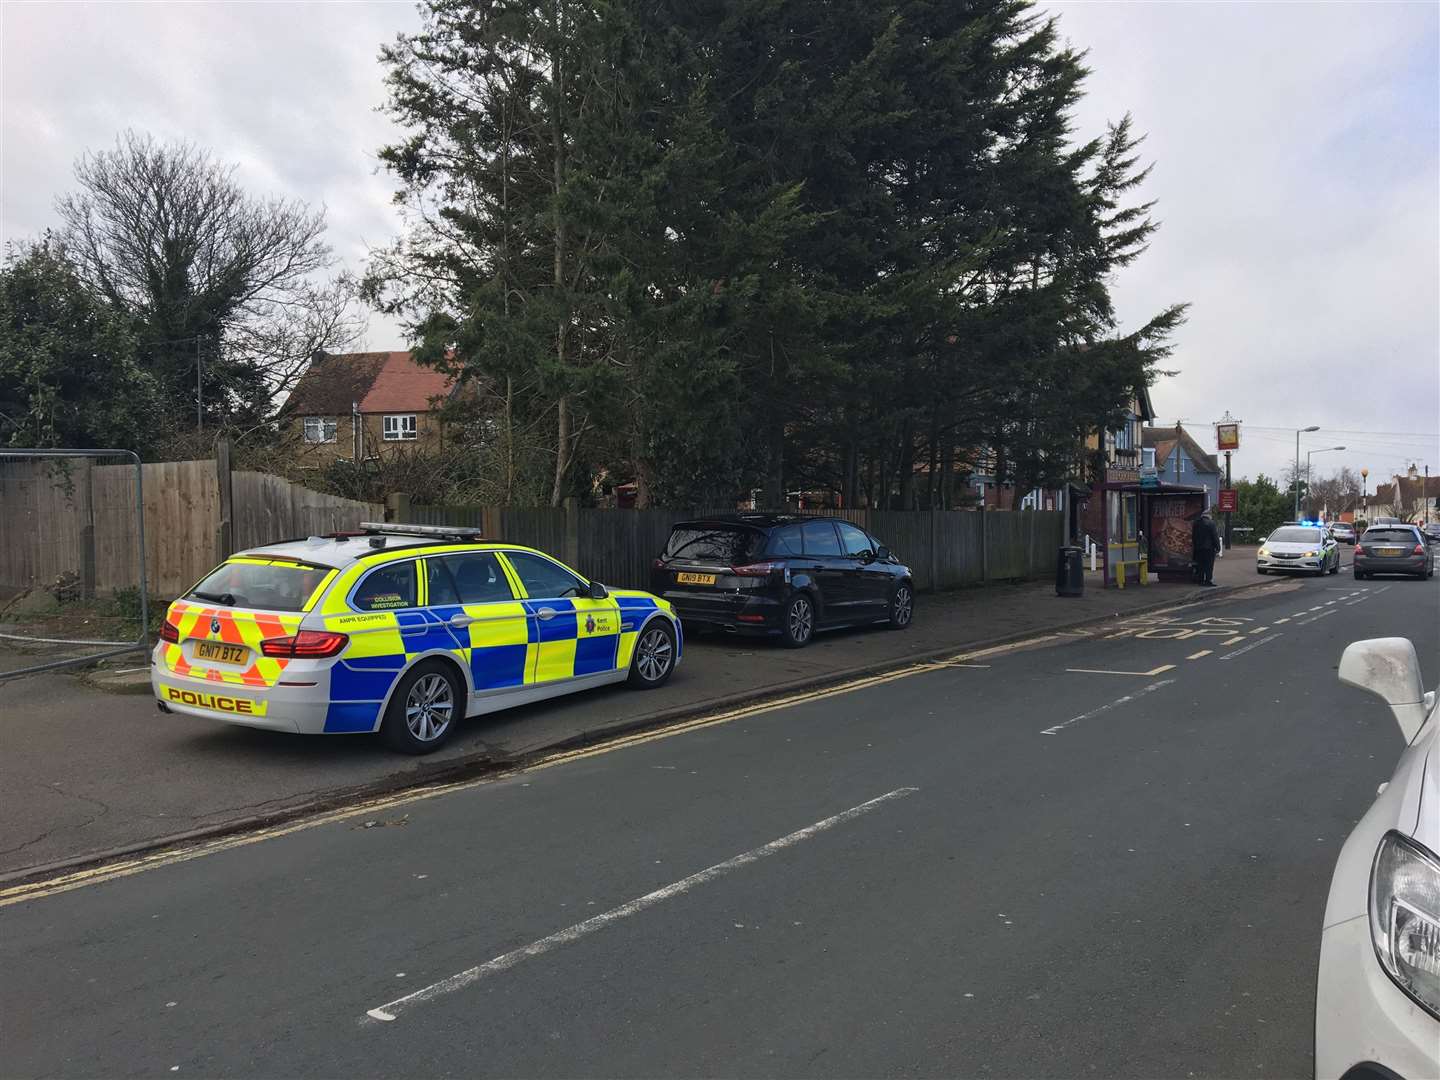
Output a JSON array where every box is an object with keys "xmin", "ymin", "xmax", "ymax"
[
  {"xmin": 381, "ymin": 660, "xmax": 463, "ymax": 754},
  {"xmin": 780, "ymin": 592, "xmax": 815, "ymax": 648},
  {"xmin": 887, "ymin": 583, "xmax": 914, "ymax": 629}
]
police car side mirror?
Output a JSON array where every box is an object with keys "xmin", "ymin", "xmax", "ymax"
[
  {"xmin": 588, "ymin": 580, "xmax": 608, "ymax": 600},
  {"xmin": 876, "ymin": 546, "xmax": 891, "ymax": 562},
  {"xmin": 1338, "ymin": 637, "xmax": 1428, "ymax": 744}
]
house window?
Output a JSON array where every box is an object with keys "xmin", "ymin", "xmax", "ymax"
[
  {"xmin": 1115, "ymin": 423, "xmax": 1134, "ymax": 452},
  {"xmin": 303, "ymin": 417, "xmax": 337, "ymax": 444},
  {"xmin": 1142, "ymin": 448, "xmax": 1156, "ymax": 469},
  {"xmin": 383, "ymin": 414, "xmax": 417, "ymax": 441}
]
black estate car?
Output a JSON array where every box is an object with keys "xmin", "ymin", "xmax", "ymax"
[{"xmin": 651, "ymin": 514, "xmax": 914, "ymax": 647}]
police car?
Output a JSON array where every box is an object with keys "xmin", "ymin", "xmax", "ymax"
[
  {"xmin": 1255, "ymin": 521, "xmax": 1341, "ymax": 576},
  {"xmin": 152, "ymin": 523, "xmax": 681, "ymax": 753}
]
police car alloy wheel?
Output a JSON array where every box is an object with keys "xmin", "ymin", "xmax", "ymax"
[
  {"xmin": 628, "ymin": 621, "xmax": 676, "ymax": 688},
  {"xmin": 888, "ymin": 584, "xmax": 914, "ymax": 629},
  {"xmin": 382, "ymin": 660, "xmax": 463, "ymax": 754}
]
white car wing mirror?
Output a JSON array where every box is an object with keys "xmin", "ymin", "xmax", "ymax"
[{"xmin": 1338, "ymin": 637, "xmax": 1428, "ymax": 744}]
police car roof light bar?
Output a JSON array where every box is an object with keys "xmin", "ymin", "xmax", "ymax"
[{"xmin": 359, "ymin": 521, "xmax": 486, "ymax": 542}]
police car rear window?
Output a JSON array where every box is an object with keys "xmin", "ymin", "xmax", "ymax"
[
  {"xmin": 663, "ymin": 526, "xmax": 763, "ymax": 563},
  {"xmin": 1268, "ymin": 527, "xmax": 1322, "ymax": 543},
  {"xmin": 353, "ymin": 562, "xmax": 419, "ymax": 610},
  {"xmin": 188, "ymin": 560, "xmax": 331, "ymax": 612}
]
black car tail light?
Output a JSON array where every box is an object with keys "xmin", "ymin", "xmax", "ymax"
[{"xmin": 730, "ymin": 561, "xmax": 782, "ymax": 577}]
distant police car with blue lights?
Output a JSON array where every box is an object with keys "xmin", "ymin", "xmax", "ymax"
[
  {"xmin": 1255, "ymin": 522, "xmax": 1340, "ymax": 576},
  {"xmin": 152, "ymin": 523, "xmax": 681, "ymax": 753}
]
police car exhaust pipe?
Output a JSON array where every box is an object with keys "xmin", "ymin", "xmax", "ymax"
[{"xmin": 156, "ymin": 700, "xmax": 172, "ymax": 714}]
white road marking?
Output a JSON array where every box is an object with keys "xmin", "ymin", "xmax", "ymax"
[
  {"xmin": 1295, "ymin": 609, "xmax": 1337, "ymax": 626},
  {"xmin": 1222, "ymin": 635, "xmax": 1246, "ymax": 645},
  {"xmin": 1065, "ymin": 664, "xmax": 1176, "ymax": 677},
  {"xmin": 362, "ymin": 787, "xmax": 920, "ymax": 1023},
  {"xmin": 1248, "ymin": 626, "xmax": 1269, "ymax": 634},
  {"xmin": 1039, "ymin": 679, "xmax": 1175, "ymax": 736},
  {"xmin": 1220, "ymin": 633, "xmax": 1282, "ymax": 660},
  {"xmin": 1186, "ymin": 650, "xmax": 1213, "ymax": 660},
  {"xmin": 1274, "ymin": 617, "xmax": 1290, "ymax": 624}
]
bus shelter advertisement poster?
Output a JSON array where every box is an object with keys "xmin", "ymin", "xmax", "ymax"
[{"xmin": 1149, "ymin": 495, "xmax": 1201, "ymax": 576}]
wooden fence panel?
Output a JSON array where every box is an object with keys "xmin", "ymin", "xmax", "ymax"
[
  {"xmin": 867, "ymin": 511, "xmax": 935, "ymax": 590},
  {"xmin": 0, "ymin": 461, "xmax": 87, "ymax": 593},
  {"xmin": 496, "ymin": 508, "xmax": 568, "ymax": 555},
  {"xmin": 936, "ymin": 511, "xmax": 984, "ymax": 587}
]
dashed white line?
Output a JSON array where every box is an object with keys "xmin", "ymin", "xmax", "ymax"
[
  {"xmin": 1296, "ymin": 609, "xmax": 1338, "ymax": 626},
  {"xmin": 1275, "ymin": 617, "xmax": 1291, "ymax": 624},
  {"xmin": 1039, "ymin": 679, "xmax": 1175, "ymax": 736},
  {"xmin": 1220, "ymin": 633, "xmax": 1282, "ymax": 660},
  {"xmin": 362, "ymin": 787, "xmax": 920, "ymax": 1023},
  {"xmin": 1186, "ymin": 650, "xmax": 1213, "ymax": 660}
]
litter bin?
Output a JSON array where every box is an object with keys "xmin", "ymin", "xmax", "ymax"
[{"xmin": 1056, "ymin": 545, "xmax": 1084, "ymax": 597}]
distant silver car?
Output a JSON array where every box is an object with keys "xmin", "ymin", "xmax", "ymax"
[{"xmin": 1329, "ymin": 522, "xmax": 1357, "ymax": 545}]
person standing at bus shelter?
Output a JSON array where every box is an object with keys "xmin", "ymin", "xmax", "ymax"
[{"xmin": 1191, "ymin": 509, "xmax": 1220, "ymax": 586}]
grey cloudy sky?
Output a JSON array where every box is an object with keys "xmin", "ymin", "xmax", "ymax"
[{"xmin": 3, "ymin": 1, "xmax": 1437, "ymax": 484}]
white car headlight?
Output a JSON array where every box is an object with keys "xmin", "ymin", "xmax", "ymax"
[
  {"xmin": 1258, "ymin": 548, "xmax": 1269, "ymax": 557},
  {"xmin": 1369, "ymin": 831, "xmax": 1440, "ymax": 1019},
  {"xmin": 1305, "ymin": 550, "xmax": 1318, "ymax": 557}
]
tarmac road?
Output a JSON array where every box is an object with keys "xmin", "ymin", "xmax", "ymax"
[{"xmin": 3, "ymin": 564, "xmax": 1436, "ymax": 1078}]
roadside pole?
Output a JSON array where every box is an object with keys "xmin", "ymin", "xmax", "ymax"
[{"xmin": 1224, "ymin": 450, "xmax": 1232, "ymax": 548}]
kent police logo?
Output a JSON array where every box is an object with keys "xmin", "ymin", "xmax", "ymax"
[
  {"xmin": 210, "ymin": 617, "xmax": 221, "ymax": 635},
  {"xmin": 585, "ymin": 614, "xmax": 597, "ymax": 634}
]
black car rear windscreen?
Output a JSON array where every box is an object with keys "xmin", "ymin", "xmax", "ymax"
[{"xmin": 663, "ymin": 526, "xmax": 764, "ymax": 563}]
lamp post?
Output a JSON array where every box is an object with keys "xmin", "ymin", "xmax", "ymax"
[
  {"xmin": 1305, "ymin": 446, "xmax": 1346, "ymax": 518},
  {"xmin": 1361, "ymin": 467, "xmax": 1368, "ymax": 522},
  {"xmin": 1294, "ymin": 425, "xmax": 1320, "ymax": 517}
]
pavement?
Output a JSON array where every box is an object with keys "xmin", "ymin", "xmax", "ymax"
[
  {"xmin": 2, "ymin": 553, "xmax": 1434, "ymax": 1077},
  {"xmin": 0, "ymin": 549, "xmax": 1262, "ymax": 879}
]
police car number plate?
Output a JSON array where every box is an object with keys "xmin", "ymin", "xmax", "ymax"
[
  {"xmin": 676, "ymin": 572, "xmax": 717, "ymax": 585},
  {"xmin": 195, "ymin": 642, "xmax": 249, "ymax": 665}
]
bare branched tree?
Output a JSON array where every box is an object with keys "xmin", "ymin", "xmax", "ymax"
[{"xmin": 56, "ymin": 130, "xmax": 362, "ymax": 428}]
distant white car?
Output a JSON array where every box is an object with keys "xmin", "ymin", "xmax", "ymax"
[{"xmin": 1315, "ymin": 638, "xmax": 1439, "ymax": 1080}]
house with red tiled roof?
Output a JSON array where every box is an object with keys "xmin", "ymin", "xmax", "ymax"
[{"xmin": 282, "ymin": 351, "xmax": 457, "ymax": 463}]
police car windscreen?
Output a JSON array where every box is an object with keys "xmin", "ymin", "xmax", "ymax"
[
  {"xmin": 188, "ymin": 560, "xmax": 330, "ymax": 611},
  {"xmin": 663, "ymin": 525, "xmax": 763, "ymax": 564},
  {"xmin": 1268, "ymin": 527, "xmax": 1322, "ymax": 543}
]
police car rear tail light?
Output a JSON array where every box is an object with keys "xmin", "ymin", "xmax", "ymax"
[
  {"xmin": 160, "ymin": 620, "xmax": 180, "ymax": 643},
  {"xmin": 260, "ymin": 630, "xmax": 349, "ymax": 659}
]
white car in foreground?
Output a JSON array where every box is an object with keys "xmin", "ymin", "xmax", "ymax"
[{"xmin": 1316, "ymin": 638, "xmax": 1439, "ymax": 1080}]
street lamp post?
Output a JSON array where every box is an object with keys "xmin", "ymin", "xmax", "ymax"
[
  {"xmin": 1294, "ymin": 426, "xmax": 1320, "ymax": 518},
  {"xmin": 1305, "ymin": 446, "xmax": 1346, "ymax": 518}
]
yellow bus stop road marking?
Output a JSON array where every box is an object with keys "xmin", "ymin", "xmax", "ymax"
[{"xmin": 1065, "ymin": 664, "xmax": 1176, "ymax": 677}]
